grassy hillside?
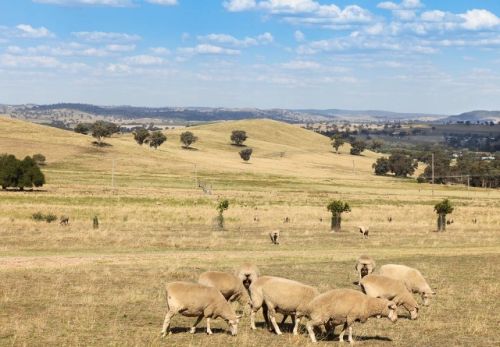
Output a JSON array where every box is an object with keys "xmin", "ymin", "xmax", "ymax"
[{"xmin": 0, "ymin": 116, "xmax": 499, "ymax": 346}]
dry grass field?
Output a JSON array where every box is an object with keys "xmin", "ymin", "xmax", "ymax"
[{"xmin": 0, "ymin": 116, "xmax": 499, "ymax": 346}]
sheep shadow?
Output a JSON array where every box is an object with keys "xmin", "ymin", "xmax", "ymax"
[
  {"xmin": 321, "ymin": 333, "xmax": 392, "ymax": 342},
  {"xmin": 169, "ymin": 327, "xmax": 227, "ymax": 335}
]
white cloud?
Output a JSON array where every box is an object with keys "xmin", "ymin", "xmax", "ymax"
[
  {"xmin": 281, "ymin": 60, "xmax": 320, "ymax": 69},
  {"xmin": 33, "ymin": 0, "xmax": 133, "ymax": 6},
  {"xmin": 106, "ymin": 63, "xmax": 131, "ymax": 73},
  {"xmin": 179, "ymin": 44, "xmax": 241, "ymax": 55},
  {"xmin": 16, "ymin": 24, "xmax": 54, "ymax": 38},
  {"xmin": 224, "ymin": 0, "xmax": 256, "ymax": 12},
  {"xmin": 460, "ymin": 9, "xmax": 500, "ymax": 30},
  {"xmin": 106, "ymin": 44, "xmax": 136, "ymax": 52},
  {"xmin": 377, "ymin": 0, "xmax": 422, "ymax": 10},
  {"xmin": 294, "ymin": 30, "xmax": 305, "ymax": 41},
  {"xmin": 150, "ymin": 47, "xmax": 170, "ymax": 55},
  {"xmin": 72, "ymin": 31, "xmax": 141, "ymax": 42},
  {"xmin": 145, "ymin": 0, "xmax": 177, "ymax": 5},
  {"xmin": 197, "ymin": 32, "xmax": 273, "ymax": 47},
  {"xmin": 0, "ymin": 54, "xmax": 61, "ymax": 68},
  {"xmin": 123, "ymin": 54, "xmax": 165, "ymax": 65}
]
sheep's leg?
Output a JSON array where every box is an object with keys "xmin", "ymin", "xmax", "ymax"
[
  {"xmin": 161, "ymin": 310, "xmax": 175, "ymax": 337},
  {"xmin": 190, "ymin": 315, "xmax": 203, "ymax": 334},
  {"xmin": 306, "ymin": 320, "xmax": 318, "ymax": 343},
  {"xmin": 339, "ymin": 322, "xmax": 348, "ymax": 342},
  {"xmin": 262, "ymin": 303, "xmax": 272, "ymax": 331},
  {"xmin": 292, "ymin": 315, "xmax": 300, "ymax": 336},
  {"xmin": 325, "ymin": 321, "xmax": 336, "ymax": 338},
  {"xmin": 347, "ymin": 326, "xmax": 354, "ymax": 344},
  {"xmin": 250, "ymin": 291, "xmax": 264, "ymax": 330},
  {"xmin": 206, "ymin": 318, "xmax": 213, "ymax": 335},
  {"xmin": 267, "ymin": 305, "xmax": 283, "ymax": 335},
  {"xmin": 280, "ymin": 314, "xmax": 288, "ymax": 325}
]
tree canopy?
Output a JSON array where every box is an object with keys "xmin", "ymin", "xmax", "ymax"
[
  {"xmin": 180, "ymin": 131, "xmax": 198, "ymax": 148},
  {"xmin": 0, "ymin": 154, "xmax": 45, "ymax": 190},
  {"xmin": 148, "ymin": 131, "xmax": 167, "ymax": 149},
  {"xmin": 231, "ymin": 130, "xmax": 248, "ymax": 146}
]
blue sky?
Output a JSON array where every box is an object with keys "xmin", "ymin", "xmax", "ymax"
[{"xmin": 0, "ymin": 0, "xmax": 499, "ymax": 114}]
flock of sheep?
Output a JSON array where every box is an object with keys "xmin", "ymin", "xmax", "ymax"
[{"xmin": 160, "ymin": 257, "xmax": 435, "ymax": 344}]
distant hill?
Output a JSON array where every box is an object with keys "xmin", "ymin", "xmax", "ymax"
[{"xmin": 440, "ymin": 110, "xmax": 500, "ymax": 124}]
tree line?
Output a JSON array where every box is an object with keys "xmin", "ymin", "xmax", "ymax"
[{"xmin": 0, "ymin": 154, "xmax": 45, "ymax": 190}]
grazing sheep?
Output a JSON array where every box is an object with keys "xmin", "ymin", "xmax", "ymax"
[
  {"xmin": 472, "ymin": 218, "xmax": 477, "ymax": 224},
  {"xmin": 198, "ymin": 271, "xmax": 251, "ymax": 313},
  {"xmin": 380, "ymin": 264, "xmax": 435, "ymax": 306},
  {"xmin": 253, "ymin": 216, "xmax": 260, "ymax": 222},
  {"xmin": 235, "ymin": 263, "xmax": 260, "ymax": 290},
  {"xmin": 304, "ymin": 289, "xmax": 397, "ymax": 344},
  {"xmin": 60, "ymin": 216, "xmax": 69, "ymax": 225},
  {"xmin": 249, "ymin": 276, "xmax": 319, "ymax": 336},
  {"xmin": 283, "ymin": 217, "xmax": 290, "ymax": 223},
  {"xmin": 269, "ymin": 230, "xmax": 280, "ymax": 245},
  {"xmin": 355, "ymin": 255, "xmax": 376, "ymax": 284},
  {"xmin": 446, "ymin": 219, "xmax": 454, "ymax": 225},
  {"xmin": 358, "ymin": 225, "xmax": 369, "ymax": 238},
  {"xmin": 161, "ymin": 281, "xmax": 240, "ymax": 337},
  {"xmin": 360, "ymin": 274, "xmax": 419, "ymax": 320}
]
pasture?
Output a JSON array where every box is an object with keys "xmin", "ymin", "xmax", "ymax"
[{"xmin": 0, "ymin": 116, "xmax": 499, "ymax": 346}]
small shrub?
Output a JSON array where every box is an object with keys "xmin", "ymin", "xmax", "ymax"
[
  {"xmin": 231, "ymin": 130, "xmax": 247, "ymax": 146},
  {"xmin": 239, "ymin": 148, "xmax": 253, "ymax": 162},
  {"xmin": 45, "ymin": 214, "xmax": 57, "ymax": 223},
  {"xmin": 216, "ymin": 199, "xmax": 229, "ymax": 230},
  {"xmin": 32, "ymin": 212, "xmax": 45, "ymax": 221}
]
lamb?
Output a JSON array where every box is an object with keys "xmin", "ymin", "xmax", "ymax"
[
  {"xmin": 249, "ymin": 276, "xmax": 319, "ymax": 336},
  {"xmin": 198, "ymin": 271, "xmax": 251, "ymax": 312},
  {"xmin": 160, "ymin": 281, "xmax": 240, "ymax": 337},
  {"xmin": 360, "ymin": 274, "xmax": 419, "ymax": 320},
  {"xmin": 380, "ymin": 264, "xmax": 435, "ymax": 306},
  {"xmin": 355, "ymin": 255, "xmax": 376, "ymax": 284},
  {"xmin": 235, "ymin": 263, "xmax": 260, "ymax": 290},
  {"xmin": 304, "ymin": 289, "xmax": 397, "ymax": 344},
  {"xmin": 358, "ymin": 225, "xmax": 369, "ymax": 238},
  {"xmin": 269, "ymin": 230, "xmax": 280, "ymax": 245}
]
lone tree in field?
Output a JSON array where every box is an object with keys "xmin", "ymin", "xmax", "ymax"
[
  {"xmin": 180, "ymin": 131, "xmax": 198, "ymax": 149},
  {"xmin": 91, "ymin": 121, "xmax": 119, "ymax": 145},
  {"xmin": 148, "ymin": 131, "xmax": 167, "ymax": 149},
  {"xmin": 239, "ymin": 148, "xmax": 253, "ymax": 162},
  {"xmin": 331, "ymin": 135, "xmax": 345, "ymax": 154},
  {"xmin": 350, "ymin": 139, "xmax": 367, "ymax": 155},
  {"xmin": 133, "ymin": 128, "xmax": 150, "ymax": 145},
  {"xmin": 327, "ymin": 200, "xmax": 351, "ymax": 232},
  {"xmin": 231, "ymin": 130, "xmax": 247, "ymax": 146},
  {"xmin": 434, "ymin": 199, "xmax": 453, "ymax": 232},
  {"xmin": 216, "ymin": 199, "xmax": 229, "ymax": 230}
]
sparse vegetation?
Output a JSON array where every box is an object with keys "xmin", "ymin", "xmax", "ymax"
[
  {"xmin": 133, "ymin": 128, "xmax": 150, "ymax": 145},
  {"xmin": 180, "ymin": 131, "xmax": 198, "ymax": 148},
  {"xmin": 350, "ymin": 139, "xmax": 367, "ymax": 155},
  {"xmin": 231, "ymin": 130, "xmax": 247, "ymax": 146},
  {"xmin": 31, "ymin": 212, "xmax": 57, "ymax": 223},
  {"xmin": 331, "ymin": 135, "xmax": 345, "ymax": 153},
  {"xmin": 239, "ymin": 148, "xmax": 253, "ymax": 162},
  {"xmin": 148, "ymin": 131, "xmax": 167, "ymax": 149}
]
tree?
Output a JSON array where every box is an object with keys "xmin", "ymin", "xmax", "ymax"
[
  {"xmin": 231, "ymin": 130, "xmax": 247, "ymax": 146},
  {"xmin": 180, "ymin": 131, "xmax": 198, "ymax": 148},
  {"xmin": 421, "ymin": 151, "xmax": 450, "ymax": 184},
  {"xmin": 239, "ymin": 148, "xmax": 253, "ymax": 161},
  {"xmin": 32, "ymin": 153, "xmax": 46, "ymax": 166},
  {"xmin": 388, "ymin": 152, "xmax": 418, "ymax": 177},
  {"xmin": 133, "ymin": 128, "xmax": 150, "ymax": 145},
  {"xmin": 0, "ymin": 154, "xmax": 45, "ymax": 190},
  {"xmin": 434, "ymin": 199, "xmax": 453, "ymax": 231},
  {"xmin": 370, "ymin": 139, "xmax": 384, "ymax": 152},
  {"xmin": 148, "ymin": 131, "xmax": 167, "ymax": 149},
  {"xmin": 216, "ymin": 199, "xmax": 229, "ymax": 230},
  {"xmin": 91, "ymin": 121, "xmax": 119, "ymax": 144},
  {"xmin": 327, "ymin": 200, "xmax": 351, "ymax": 232},
  {"xmin": 74, "ymin": 123, "xmax": 92, "ymax": 135},
  {"xmin": 373, "ymin": 157, "xmax": 390, "ymax": 175},
  {"xmin": 331, "ymin": 135, "xmax": 345, "ymax": 153},
  {"xmin": 0, "ymin": 154, "xmax": 19, "ymax": 189},
  {"xmin": 350, "ymin": 139, "xmax": 366, "ymax": 155}
]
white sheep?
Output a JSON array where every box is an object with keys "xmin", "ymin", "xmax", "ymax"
[
  {"xmin": 360, "ymin": 274, "xmax": 419, "ymax": 320},
  {"xmin": 380, "ymin": 264, "xmax": 435, "ymax": 306},
  {"xmin": 235, "ymin": 263, "xmax": 260, "ymax": 290},
  {"xmin": 304, "ymin": 288, "xmax": 398, "ymax": 344},
  {"xmin": 358, "ymin": 225, "xmax": 369, "ymax": 238},
  {"xmin": 269, "ymin": 230, "xmax": 280, "ymax": 245},
  {"xmin": 198, "ymin": 271, "xmax": 251, "ymax": 313},
  {"xmin": 355, "ymin": 255, "xmax": 376, "ymax": 284},
  {"xmin": 249, "ymin": 276, "xmax": 319, "ymax": 336},
  {"xmin": 160, "ymin": 281, "xmax": 240, "ymax": 337}
]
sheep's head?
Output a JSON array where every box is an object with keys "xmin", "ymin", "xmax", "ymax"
[
  {"xmin": 422, "ymin": 291, "xmax": 435, "ymax": 306},
  {"xmin": 410, "ymin": 306, "xmax": 419, "ymax": 320},
  {"xmin": 226, "ymin": 316, "xmax": 240, "ymax": 336},
  {"xmin": 386, "ymin": 301, "xmax": 398, "ymax": 323}
]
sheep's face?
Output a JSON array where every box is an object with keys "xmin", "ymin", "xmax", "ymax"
[
  {"xmin": 360, "ymin": 266, "xmax": 369, "ymax": 278},
  {"xmin": 242, "ymin": 274, "xmax": 252, "ymax": 289},
  {"xmin": 410, "ymin": 307, "xmax": 418, "ymax": 320},
  {"xmin": 422, "ymin": 292, "xmax": 435, "ymax": 306},
  {"xmin": 227, "ymin": 318, "xmax": 239, "ymax": 336}
]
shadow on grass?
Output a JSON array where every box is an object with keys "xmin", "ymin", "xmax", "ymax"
[
  {"xmin": 181, "ymin": 146, "xmax": 199, "ymax": 151},
  {"xmin": 91, "ymin": 141, "xmax": 112, "ymax": 147},
  {"xmin": 1, "ymin": 188, "xmax": 48, "ymax": 193},
  {"xmin": 169, "ymin": 327, "xmax": 228, "ymax": 335},
  {"xmin": 230, "ymin": 143, "xmax": 247, "ymax": 147},
  {"xmin": 320, "ymin": 333, "xmax": 392, "ymax": 342}
]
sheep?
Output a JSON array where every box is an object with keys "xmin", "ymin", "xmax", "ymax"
[
  {"xmin": 198, "ymin": 271, "xmax": 251, "ymax": 313},
  {"xmin": 60, "ymin": 216, "xmax": 69, "ymax": 225},
  {"xmin": 160, "ymin": 281, "xmax": 240, "ymax": 337},
  {"xmin": 269, "ymin": 230, "xmax": 280, "ymax": 245},
  {"xmin": 249, "ymin": 276, "xmax": 319, "ymax": 336},
  {"xmin": 283, "ymin": 216, "xmax": 290, "ymax": 223},
  {"xmin": 446, "ymin": 219, "xmax": 454, "ymax": 225},
  {"xmin": 235, "ymin": 263, "xmax": 260, "ymax": 290},
  {"xmin": 304, "ymin": 288, "xmax": 398, "ymax": 344},
  {"xmin": 388, "ymin": 216, "xmax": 393, "ymax": 222},
  {"xmin": 360, "ymin": 274, "xmax": 419, "ymax": 320},
  {"xmin": 472, "ymin": 218, "xmax": 477, "ymax": 224},
  {"xmin": 358, "ymin": 225, "xmax": 369, "ymax": 238},
  {"xmin": 380, "ymin": 264, "xmax": 435, "ymax": 306},
  {"xmin": 355, "ymin": 255, "xmax": 376, "ymax": 284}
]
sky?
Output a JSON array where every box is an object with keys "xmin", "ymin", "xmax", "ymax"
[{"xmin": 0, "ymin": 0, "xmax": 500, "ymax": 114}]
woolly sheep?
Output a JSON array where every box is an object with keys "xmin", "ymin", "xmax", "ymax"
[
  {"xmin": 235, "ymin": 263, "xmax": 260, "ymax": 290},
  {"xmin": 304, "ymin": 288, "xmax": 398, "ymax": 344},
  {"xmin": 198, "ymin": 271, "xmax": 251, "ymax": 313},
  {"xmin": 161, "ymin": 281, "xmax": 240, "ymax": 337},
  {"xmin": 358, "ymin": 225, "xmax": 369, "ymax": 238},
  {"xmin": 380, "ymin": 264, "xmax": 435, "ymax": 306},
  {"xmin": 249, "ymin": 276, "xmax": 319, "ymax": 336},
  {"xmin": 360, "ymin": 274, "xmax": 419, "ymax": 320},
  {"xmin": 355, "ymin": 255, "xmax": 376, "ymax": 284}
]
